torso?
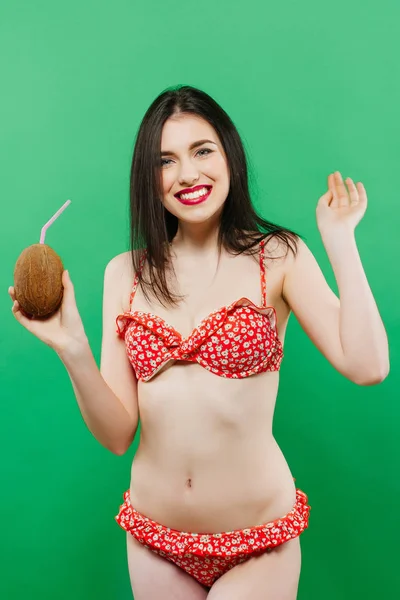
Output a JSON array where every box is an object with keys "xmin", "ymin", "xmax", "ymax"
[{"xmin": 118, "ymin": 236, "xmax": 295, "ymax": 533}]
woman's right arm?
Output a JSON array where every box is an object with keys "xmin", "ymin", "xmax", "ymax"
[
  {"xmin": 57, "ymin": 255, "xmax": 139, "ymax": 455},
  {"xmin": 10, "ymin": 254, "xmax": 138, "ymax": 455}
]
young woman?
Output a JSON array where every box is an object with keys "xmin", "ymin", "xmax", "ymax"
[{"xmin": 9, "ymin": 86, "xmax": 389, "ymax": 599}]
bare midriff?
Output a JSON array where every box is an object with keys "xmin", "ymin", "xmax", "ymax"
[{"xmin": 128, "ymin": 364, "xmax": 296, "ymax": 533}]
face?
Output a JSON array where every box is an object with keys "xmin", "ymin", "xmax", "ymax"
[{"xmin": 159, "ymin": 114, "xmax": 230, "ymax": 225}]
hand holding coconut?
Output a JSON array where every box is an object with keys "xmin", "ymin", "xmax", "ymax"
[{"xmin": 9, "ymin": 200, "xmax": 87, "ymax": 352}]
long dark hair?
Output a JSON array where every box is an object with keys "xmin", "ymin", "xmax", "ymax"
[{"xmin": 129, "ymin": 84, "xmax": 301, "ymax": 306}]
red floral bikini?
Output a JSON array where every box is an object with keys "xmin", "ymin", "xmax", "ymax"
[
  {"xmin": 114, "ymin": 238, "xmax": 311, "ymax": 588},
  {"xmin": 115, "ymin": 238, "xmax": 283, "ymax": 381}
]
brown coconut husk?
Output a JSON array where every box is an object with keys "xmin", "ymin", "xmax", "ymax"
[{"xmin": 14, "ymin": 243, "xmax": 64, "ymax": 319}]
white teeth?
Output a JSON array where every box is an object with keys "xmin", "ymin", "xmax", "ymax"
[{"xmin": 179, "ymin": 187, "xmax": 209, "ymax": 200}]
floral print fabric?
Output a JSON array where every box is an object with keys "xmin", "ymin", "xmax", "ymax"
[
  {"xmin": 116, "ymin": 239, "xmax": 283, "ymax": 382},
  {"xmin": 115, "ymin": 487, "xmax": 311, "ymax": 588}
]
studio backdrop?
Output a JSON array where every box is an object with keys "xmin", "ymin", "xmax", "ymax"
[{"xmin": 1, "ymin": 1, "xmax": 398, "ymax": 599}]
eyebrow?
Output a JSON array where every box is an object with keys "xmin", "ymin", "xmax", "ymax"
[{"xmin": 161, "ymin": 139, "xmax": 217, "ymax": 157}]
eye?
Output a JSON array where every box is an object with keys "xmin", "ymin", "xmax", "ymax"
[
  {"xmin": 161, "ymin": 158, "xmax": 173, "ymax": 167},
  {"xmin": 196, "ymin": 148, "xmax": 213, "ymax": 157}
]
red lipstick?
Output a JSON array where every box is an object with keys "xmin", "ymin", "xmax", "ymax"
[{"xmin": 174, "ymin": 185, "xmax": 212, "ymax": 206}]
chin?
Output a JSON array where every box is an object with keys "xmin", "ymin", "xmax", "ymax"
[{"xmin": 164, "ymin": 198, "xmax": 226, "ymax": 224}]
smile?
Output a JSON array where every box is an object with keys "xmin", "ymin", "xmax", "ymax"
[{"xmin": 174, "ymin": 185, "xmax": 212, "ymax": 205}]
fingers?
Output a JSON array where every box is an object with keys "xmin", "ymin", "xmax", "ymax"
[
  {"xmin": 334, "ymin": 171, "xmax": 348, "ymax": 208},
  {"xmin": 11, "ymin": 299, "xmax": 20, "ymax": 318},
  {"xmin": 9, "ymin": 287, "xmax": 21, "ymax": 317},
  {"xmin": 345, "ymin": 177, "xmax": 359, "ymax": 205},
  {"xmin": 62, "ymin": 270, "xmax": 73, "ymax": 291},
  {"xmin": 9, "ymin": 286, "xmax": 35, "ymax": 324},
  {"xmin": 61, "ymin": 269, "xmax": 77, "ymax": 310},
  {"xmin": 11, "ymin": 298, "xmax": 33, "ymax": 325},
  {"xmin": 356, "ymin": 181, "xmax": 368, "ymax": 207},
  {"xmin": 328, "ymin": 173, "xmax": 338, "ymax": 208},
  {"xmin": 328, "ymin": 172, "xmax": 365, "ymax": 208},
  {"xmin": 317, "ymin": 189, "xmax": 333, "ymax": 209}
]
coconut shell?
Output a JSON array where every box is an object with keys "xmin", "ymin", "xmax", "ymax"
[{"xmin": 14, "ymin": 243, "xmax": 64, "ymax": 319}]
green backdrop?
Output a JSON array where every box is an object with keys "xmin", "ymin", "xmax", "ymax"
[{"xmin": 1, "ymin": 1, "xmax": 399, "ymax": 598}]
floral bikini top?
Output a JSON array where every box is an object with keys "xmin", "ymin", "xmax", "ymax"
[{"xmin": 116, "ymin": 239, "xmax": 283, "ymax": 382}]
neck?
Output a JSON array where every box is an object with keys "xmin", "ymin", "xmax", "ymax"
[{"xmin": 172, "ymin": 218, "xmax": 221, "ymax": 255}]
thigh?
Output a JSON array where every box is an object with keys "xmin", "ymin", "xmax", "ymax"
[
  {"xmin": 207, "ymin": 538, "xmax": 302, "ymax": 600},
  {"xmin": 126, "ymin": 533, "xmax": 209, "ymax": 600}
]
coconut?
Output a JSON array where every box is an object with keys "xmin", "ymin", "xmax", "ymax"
[{"xmin": 13, "ymin": 243, "xmax": 64, "ymax": 319}]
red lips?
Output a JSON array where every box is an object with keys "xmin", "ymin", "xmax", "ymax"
[
  {"xmin": 174, "ymin": 184, "xmax": 212, "ymax": 198},
  {"xmin": 174, "ymin": 185, "xmax": 213, "ymax": 206}
]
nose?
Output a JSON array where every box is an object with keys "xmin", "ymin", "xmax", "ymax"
[{"xmin": 177, "ymin": 158, "xmax": 200, "ymax": 186}]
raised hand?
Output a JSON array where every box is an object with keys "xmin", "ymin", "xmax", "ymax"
[{"xmin": 316, "ymin": 171, "xmax": 368, "ymax": 237}]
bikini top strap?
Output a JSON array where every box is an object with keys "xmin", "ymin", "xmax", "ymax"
[
  {"xmin": 259, "ymin": 238, "xmax": 267, "ymax": 307},
  {"xmin": 129, "ymin": 249, "xmax": 147, "ymax": 309}
]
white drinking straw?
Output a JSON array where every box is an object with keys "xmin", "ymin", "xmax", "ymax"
[{"xmin": 39, "ymin": 200, "xmax": 71, "ymax": 244}]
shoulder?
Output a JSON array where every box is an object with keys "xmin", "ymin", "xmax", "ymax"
[
  {"xmin": 105, "ymin": 251, "xmax": 132, "ymax": 275},
  {"xmin": 261, "ymin": 232, "xmax": 302, "ymax": 271},
  {"xmin": 104, "ymin": 249, "xmax": 147, "ymax": 278},
  {"xmin": 104, "ymin": 251, "xmax": 142, "ymax": 311},
  {"xmin": 279, "ymin": 236, "xmax": 309, "ymax": 267}
]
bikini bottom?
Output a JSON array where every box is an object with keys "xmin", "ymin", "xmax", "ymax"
[{"xmin": 115, "ymin": 485, "xmax": 311, "ymax": 588}]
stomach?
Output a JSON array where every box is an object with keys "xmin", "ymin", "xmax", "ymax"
[{"xmin": 128, "ymin": 363, "xmax": 297, "ymax": 533}]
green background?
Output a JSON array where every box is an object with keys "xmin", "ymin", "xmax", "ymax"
[{"xmin": 1, "ymin": 1, "xmax": 399, "ymax": 598}]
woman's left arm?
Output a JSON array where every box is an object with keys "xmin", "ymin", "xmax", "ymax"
[{"xmin": 282, "ymin": 171, "xmax": 390, "ymax": 386}]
